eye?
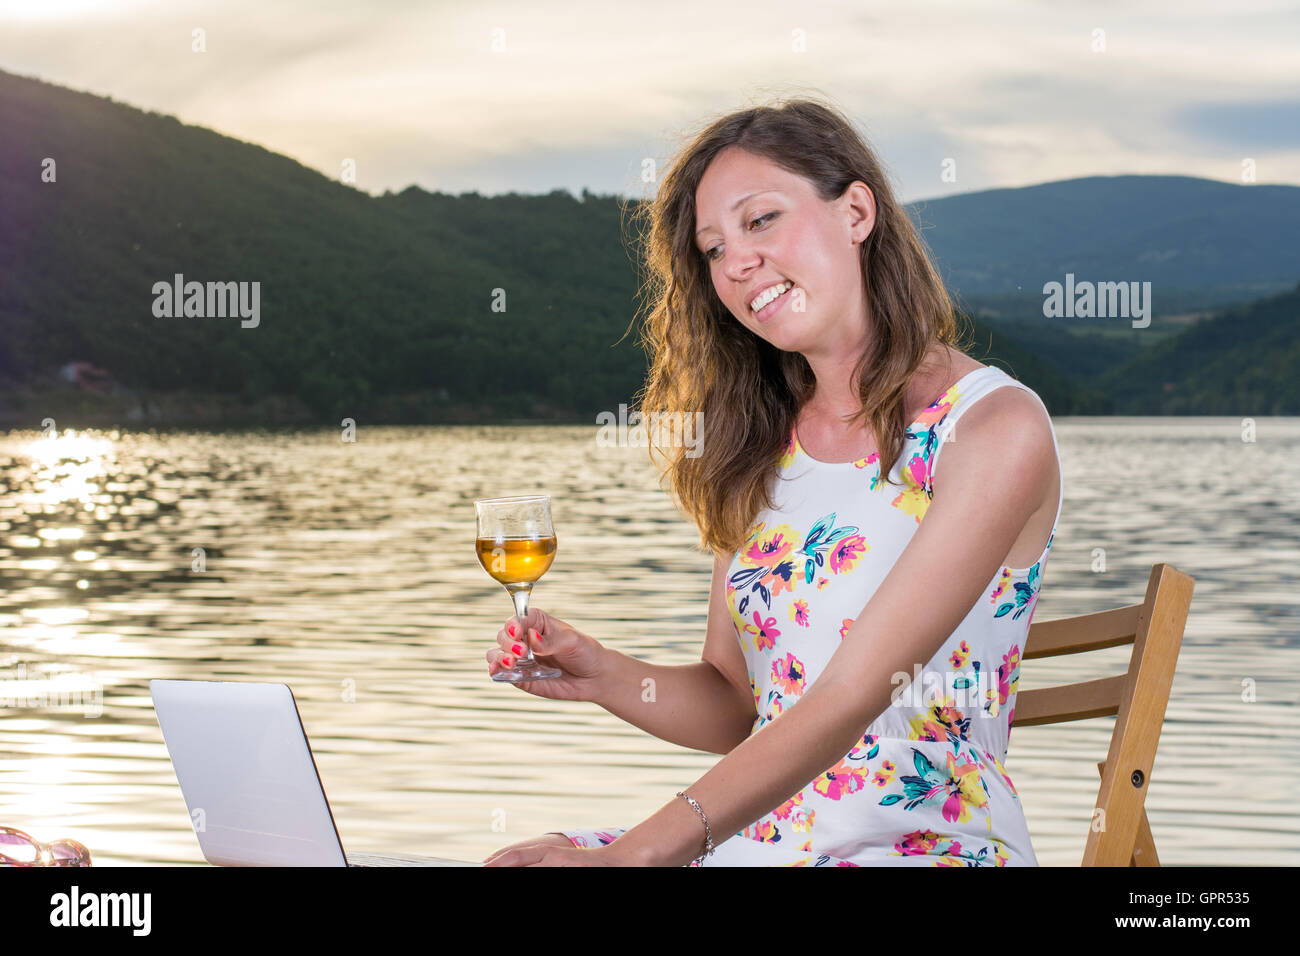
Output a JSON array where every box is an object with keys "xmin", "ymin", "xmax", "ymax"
[{"xmin": 702, "ymin": 212, "xmax": 779, "ymax": 263}]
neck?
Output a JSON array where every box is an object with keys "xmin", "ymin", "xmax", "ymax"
[
  {"xmin": 804, "ymin": 343, "xmax": 951, "ymax": 422},
  {"xmin": 801, "ymin": 318, "xmax": 874, "ymax": 419}
]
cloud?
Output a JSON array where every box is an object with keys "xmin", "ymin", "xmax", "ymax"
[{"xmin": 1, "ymin": 0, "xmax": 1298, "ymax": 199}]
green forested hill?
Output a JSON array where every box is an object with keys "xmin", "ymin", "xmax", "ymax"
[
  {"xmin": 0, "ymin": 69, "xmax": 648, "ymax": 419},
  {"xmin": 0, "ymin": 67, "xmax": 1294, "ymax": 423},
  {"xmin": 1093, "ymin": 282, "xmax": 1300, "ymax": 414}
]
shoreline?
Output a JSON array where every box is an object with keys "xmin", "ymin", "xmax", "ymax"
[
  {"xmin": 3, "ymin": 387, "xmax": 1293, "ymax": 432},
  {"xmin": 0, "ymin": 387, "xmax": 596, "ymax": 430}
]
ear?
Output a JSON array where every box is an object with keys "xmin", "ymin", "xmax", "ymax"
[{"xmin": 839, "ymin": 180, "xmax": 876, "ymax": 244}]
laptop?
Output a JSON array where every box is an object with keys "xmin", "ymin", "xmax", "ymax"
[{"xmin": 150, "ymin": 679, "xmax": 479, "ymax": 866}]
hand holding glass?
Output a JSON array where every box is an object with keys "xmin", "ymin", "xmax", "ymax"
[{"xmin": 475, "ymin": 495, "xmax": 564, "ymax": 682}]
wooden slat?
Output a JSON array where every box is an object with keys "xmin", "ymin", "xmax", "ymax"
[
  {"xmin": 1083, "ymin": 564, "xmax": 1194, "ymax": 866},
  {"xmin": 1012, "ymin": 675, "xmax": 1127, "ymax": 726},
  {"xmin": 1023, "ymin": 604, "xmax": 1143, "ymax": 659},
  {"xmin": 1017, "ymin": 564, "xmax": 1194, "ymax": 867},
  {"xmin": 1132, "ymin": 809, "xmax": 1160, "ymax": 867},
  {"xmin": 1097, "ymin": 760, "xmax": 1160, "ymax": 866}
]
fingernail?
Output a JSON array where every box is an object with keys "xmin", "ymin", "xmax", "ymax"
[
  {"xmin": 529, "ymin": 628, "xmax": 539, "ymax": 641},
  {"xmin": 502, "ymin": 655, "xmax": 514, "ymax": 667},
  {"xmin": 507, "ymin": 623, "xmax": 517, "ymax": 637},
  {"xmin": 512, "ymin": 643, "xmax": 524, "ymax": 655}
]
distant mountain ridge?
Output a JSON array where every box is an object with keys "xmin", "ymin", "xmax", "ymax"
[
  {"xmin": 909, "ymin": 174, "xmax": 1300, "ymax": 305},
  {"xmin": 1, "ymin": 67, "xmax": 1296, "ymax": 422}
]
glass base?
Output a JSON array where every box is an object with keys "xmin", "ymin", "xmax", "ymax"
[{"xmin": 491, "ymin": 657, "xmax": 565, "ymax": 682}]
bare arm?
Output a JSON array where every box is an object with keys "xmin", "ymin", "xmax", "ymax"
[
  {"xmin": 589, "ymin": 550, "xmax": 756, "ymax": 755},
  {"xmin": 604, "ymin": 390, "xmax": 1060, "ymax": 866}
]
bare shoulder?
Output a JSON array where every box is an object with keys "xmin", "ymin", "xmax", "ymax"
[
  {"xmin": 937, "ymin": 384, "xmax": 1057, "ymax": 505},
  {"xmin": 961, "ymin": 384, "xmax": 1052, "ymax": 440}
]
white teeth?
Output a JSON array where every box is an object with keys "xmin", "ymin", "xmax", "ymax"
[{"xmin": 750, "ymin": 281, "xmax": 792, "ymax": 312}]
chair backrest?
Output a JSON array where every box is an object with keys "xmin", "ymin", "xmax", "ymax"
[{"xmin": 1012, "ymin": 562, "xmax": 1195, "ymax": 866}]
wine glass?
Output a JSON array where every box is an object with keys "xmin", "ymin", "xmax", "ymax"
[{"xmin": 475, "ymin": 495, "xmax": 564, "ymax": 682}]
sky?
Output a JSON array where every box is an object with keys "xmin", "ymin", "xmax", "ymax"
[{"xmin": 1, "ymin": 0, "xmax": 1298, "ymax": 203}]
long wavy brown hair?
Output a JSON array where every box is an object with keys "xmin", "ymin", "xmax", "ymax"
[{"xmin": 627, "ymin": 95, "xmax": 971, "ymax": 559}]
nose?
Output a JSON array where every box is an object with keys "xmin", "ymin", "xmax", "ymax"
[{"xmin": 721, "ymin": 240, "xmax": 761, "ymax": 286}]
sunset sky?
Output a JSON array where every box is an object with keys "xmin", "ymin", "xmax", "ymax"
[{"xmin": 2, "ymin": 0, "xmax": 1297, "ymax": 202}]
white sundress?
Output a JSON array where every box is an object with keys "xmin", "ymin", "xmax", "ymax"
[{"xmin": 559, "ymin": 365, "xmax": 1063, "ymax": 866}]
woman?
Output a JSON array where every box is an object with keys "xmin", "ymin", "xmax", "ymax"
[{"xmin": 483, "ymin": 96, "xmax": 1063, "ymax": 867}]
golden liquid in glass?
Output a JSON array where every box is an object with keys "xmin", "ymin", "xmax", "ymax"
[{"xmin": 475, "ymin": 535, "xmax": 557, "ymax": 585}]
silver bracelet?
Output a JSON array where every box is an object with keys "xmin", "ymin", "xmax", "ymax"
[{"xmin": 676, "ymin": 790, "xmax": 715, "ymax": 866}]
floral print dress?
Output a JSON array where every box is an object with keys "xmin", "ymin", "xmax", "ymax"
[{"xmin": 558, "ymin": 366, "xmax": 1064, "ymax": 866}]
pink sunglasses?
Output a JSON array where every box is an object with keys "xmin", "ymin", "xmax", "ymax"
[{"xmin": 0, "ymin": 826, "xmax": 92, "ymax": 867}]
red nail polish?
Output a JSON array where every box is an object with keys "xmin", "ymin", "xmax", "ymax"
[
  {"xmin": 512, "ymin": 643, "xmax": 523, "ymax": 655},
  {"xmin": 507, "ymin": 623, "xmax": 516, "ymax": 637},
  {"xmin": 502, "ymin": 655, "xmax": 514, "ymax": 667}
]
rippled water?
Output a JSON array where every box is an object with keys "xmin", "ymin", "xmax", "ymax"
[{"xmin": 1, "ymin": 419, "xmax": 1296, "ymax": 866}]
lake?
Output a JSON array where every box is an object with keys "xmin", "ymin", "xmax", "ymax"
[{"xmin": 1, "ymin": 419, "xmax": 1296, "ymax": 866}]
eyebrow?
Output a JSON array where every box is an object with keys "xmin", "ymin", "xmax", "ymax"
[{"xmin": 695, "ymin": 189, "xmax": 781, "ymax": 240}]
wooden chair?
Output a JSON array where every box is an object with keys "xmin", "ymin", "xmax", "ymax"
[{"xmin": 1012, "ymin": 563, "xmax": 1195, "ymax": 866}]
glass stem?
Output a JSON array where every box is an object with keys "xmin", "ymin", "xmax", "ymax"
[{"xmin": 508, "ymin": 585, "xmax": 534, "ymax": 662}]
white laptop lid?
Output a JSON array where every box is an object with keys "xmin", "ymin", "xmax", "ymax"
[{"xmin": 150, "ymin": 679, "xmax": 348, "ymax": 866}]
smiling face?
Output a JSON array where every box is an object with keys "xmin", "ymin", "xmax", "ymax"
[{"xmin": 693, "ymin": 146, "xmax": 876, "ymax": 358}]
